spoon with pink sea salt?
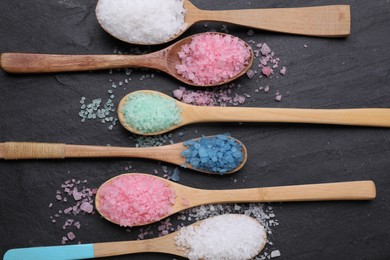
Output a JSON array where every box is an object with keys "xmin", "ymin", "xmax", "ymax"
[
  {"xmin": 118, "ymin": 90, "xmax": 390, "ymax": 136},
  {"xmin": 0, "ymin": 32, "xmax": 253, "ymax": 87},
  {"xmin": 95, "ymin": 173, "xmax": 376, "ymax": 227},
  {"xmin": 95, "ymin": 0, "xmax": 351, "ymax": 45},
  {"xmin": 4, "ymin": 214, "xmax": 267, "ymax": 260}
]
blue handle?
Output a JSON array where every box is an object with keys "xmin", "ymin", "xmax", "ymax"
[{"xmin": 4, "ymin": 244, "xmax": 95, "ymax": 260}]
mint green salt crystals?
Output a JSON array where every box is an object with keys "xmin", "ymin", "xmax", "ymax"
[{"xmin": 121, "ymin": 92, "xmax": 182, "ymax": 134}]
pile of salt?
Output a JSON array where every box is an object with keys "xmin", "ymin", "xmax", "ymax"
[
  {"xmin": 96, "ymin": 0, "xmax": 187, "ymax": 44},
  {"xmin": 175, "ymin": 214, "xmax": 266, "ymax": 260}
]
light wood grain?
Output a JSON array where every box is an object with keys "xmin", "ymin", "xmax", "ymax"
[
  {"xmin": 96, "ymin": 173, "xmax": 376, "ymax": 227},
  {"xmin": 0, "ymin": 141, "xmax": 247, "ymax": 174},
  {"xmin": 118, "ymin": 91, "xmax": 390, "ymax": 136},
  {"xmin": 184, "ymin": 1, "xmax": 350, "ymax": 37},
  {"xmin": 93, "ymin": 232, "xmax": 186, "ymax": 258},
  {"xmin": 0, "ymin": 32, "xmax": 253, "ymax": 87}
]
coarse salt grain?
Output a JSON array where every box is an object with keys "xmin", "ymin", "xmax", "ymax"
[
  {"xmin": 175, "ymin": 33, "xmax": 251, "ymax": 85},
  {"xmin": 96, "ymin": 0, "xmax": 187, "ymax": 44},
  {"xmin": 96, "ymin": 174, "xmax": 176, "ymax": 227},
  {"xmin": 175, "ymin": 214, "xmax": 266, "ymax": 260}
]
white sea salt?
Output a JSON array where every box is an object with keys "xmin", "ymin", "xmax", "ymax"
[
  {"xmin": 175, "ymin": 214, "xmax": 267, "ymax": 260},
  {"xmin": 96, "ymin": 0, "xmax": 187, "ymax": 44}
]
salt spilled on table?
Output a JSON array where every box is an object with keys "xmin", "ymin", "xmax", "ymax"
[
  {"xmin": 175, "ymin": 214, "xmax": 266, "ymax": 260},
  {"xmin": 176, "ymin": 33, "xmax": 251, "ymax": 86},
  {"xmin": 96, "ymin": 0, "xmax": 187, "ymax": 44},
  {"xmin": 96, "ymin": 174, "xmax": 176, "ymax": 227}
]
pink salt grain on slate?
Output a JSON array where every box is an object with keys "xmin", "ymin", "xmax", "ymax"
[
  {"xmin": 262, "ymin": 66, "xmax": 273, "ymax": 77},
  {"xmin": 97, "ymin": 174, "xmax": 176, "ymax": 227},
  {"xmin": 175, "ymin": 33, "xmax": 251, "ymax": 85}
]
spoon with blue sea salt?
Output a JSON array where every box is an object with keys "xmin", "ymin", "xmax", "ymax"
[
  {"xmin": 4, "ymin": 214, "xmax": 267, "ymax": 260},
  {"xmin": 95, "ymin": 0, "xmax": 351, "ymax": 45},
  {"xmin": 118, "ymin": 90, "xmax": 390, "ymax": 136},
  {"xmin": 0, "ymin": 135, "xmax": 247, "ymax": 175}
]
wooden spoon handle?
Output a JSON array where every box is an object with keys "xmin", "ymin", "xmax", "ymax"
[
  {"xmin": 193, "ymin": 181, "xmax": 376, "ymax": 205},
  {"xmin": 190, "ymin": 107, "xmax": 390, "ymax": 127},
  {"xmin": 4, "ymin": 235, "xmax": 185, "ymax": 259},
  {"xmin": 0, "ymin": 142, "xmax": 66, "ymax": 159},
  {"xmin": 0, "ymin": 52, "xmax": 163, "ymax": 73},
  {"xmin": 196, "ymin": 5, "xmax": 350, "ymax": 37},
  {"xmin": 0, "ymin": 142, "xmax": 185, "ymax": 164}
]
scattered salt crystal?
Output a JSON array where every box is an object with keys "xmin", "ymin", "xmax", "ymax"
[
  {"xmin": 275, "ymin": 91, "xmax": 282, "ymax": 102},
  {"xmin": 270, "ymin": 250, "xmax": 281, "ymax": 258},
  {"xmin": 247, "ymin": 29, "xmax": 255, "ymax": 36},
  {"xmin": 246, "ymin": 69, "xmax": 255, "ymax": 79},
  {"xmin": 264, "ymin": 85, "xmax": 270, "ymax": 93},
  {"xmin": 67, "ymin": 232, "xmax": 76, "ymax": 241},
  {"xmin": 80, "ymin": 202, "xmax": 93, "ymax": 213},
  {"xmin": 260, "ymin": 43, "xmax": 271, "ymax": 55},
  {"xmin": 262, "ymin": 66, "xmax": 273, "ymax": 77},
  {"xmin": 279, "ymin": 66, "xmax": 287, "ymax": 75}
]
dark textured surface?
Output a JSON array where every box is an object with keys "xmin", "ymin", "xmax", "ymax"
[{"xmin": 1, "ymin": 0, "xmax": 390, "ymax": 259}]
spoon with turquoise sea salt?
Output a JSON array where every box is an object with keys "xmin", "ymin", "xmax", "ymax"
[
  {"xmin": 118, "ymin": 90, "xmax": 390, "ymax": 136},
  {"xmin": 95, "ymin": 0, "xmax": 351, "ymax": 45},
  {"xmin": 0, "ymin": 135, "xmax": 247, "ymax": 174},
  {"xmin": 0, "ymin": 32, "xmax": 253, "ymax": 87},
  {"xmin": 4, "ymin": 214, "xmax": 267, "ymax": 260}
]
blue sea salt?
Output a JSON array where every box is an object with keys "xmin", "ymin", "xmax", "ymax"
[{"xmin": 181, "ymin": 134, "xmax": 243, "ymax": 174}]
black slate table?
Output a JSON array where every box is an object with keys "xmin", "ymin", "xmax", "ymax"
[{"xmin": 1, "ymin": 0, "xmax": 390, "ymax": 259}]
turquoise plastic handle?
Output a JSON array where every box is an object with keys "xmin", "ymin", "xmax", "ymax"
[{"xmin": 4, "ymin": 244, "xmax": 95, "ymax": 260}]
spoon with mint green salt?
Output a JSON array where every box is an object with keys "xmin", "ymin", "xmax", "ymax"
[
  {"xmin": 0, "ymin": 134, "xmax": 247, "ymax": 175},
  {"xmin": 118, "ymin": 90, "xmax": 390, "ymax": 136}
]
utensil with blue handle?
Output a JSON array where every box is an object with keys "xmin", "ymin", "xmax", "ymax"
[{"xmin": 4, "ymin": 231, "xmax": 186, "ymax": 259}]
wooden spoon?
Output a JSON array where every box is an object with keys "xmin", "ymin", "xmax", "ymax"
[
  {"xmin": 96, "ymin": 173, "xmax": 376, "ymax": 227},
  {"xmin": 118, "ymin": 90, "xmax": 390, "ymax": 135},
  {"xmin": 0, "ymin": 137, "xmax": 247, "ymax": 174},
  {"xmin": 96, "ymin": 0, "xmax": 350, "ymax": 45},
  {"xmin": 0, "ymin": 32, "xmax": 253, "ymax": 87},
  {"xmin": 4, "ymin": 214, "xmax": 266, "ymax": 260}
]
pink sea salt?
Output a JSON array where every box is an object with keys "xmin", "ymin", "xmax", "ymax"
[
  {"xmin": 175, "ymin": 33, "xmax": 251, "ymax": 85},
  {"xmin": 262, "ymin": 66, "xmax": 273, "ymax": 77},
  {"xmin": 97, "ymin": 174, "xmax": 176, "ymax": 227}
]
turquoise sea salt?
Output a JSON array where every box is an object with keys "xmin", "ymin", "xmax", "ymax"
[
  {"xmin": 181, "ymin": 134, "xmax": 244, "ymax": 174},
  {"xmin": 121, "ymin": 92, "xmax": 182, "ymax": 134}
]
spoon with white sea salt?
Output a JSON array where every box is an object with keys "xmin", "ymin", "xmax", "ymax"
[
  {"xmin": 95, "ymin": 0, "xmax": 351, "ymax": 45},
  {"xmin": 0, "ymin": 32, "xmax": 253, "ymax": 87},
  {"xmin": 0, "ymin": 134, "xmax": 247, "ymax": 174},
  {"xmin": 4, "ymin": 214, "xmax": 267, "ymax": 260},
  {"xmin": 118, "ymin": 90, "xmax": 390, "ymax": 136}
]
